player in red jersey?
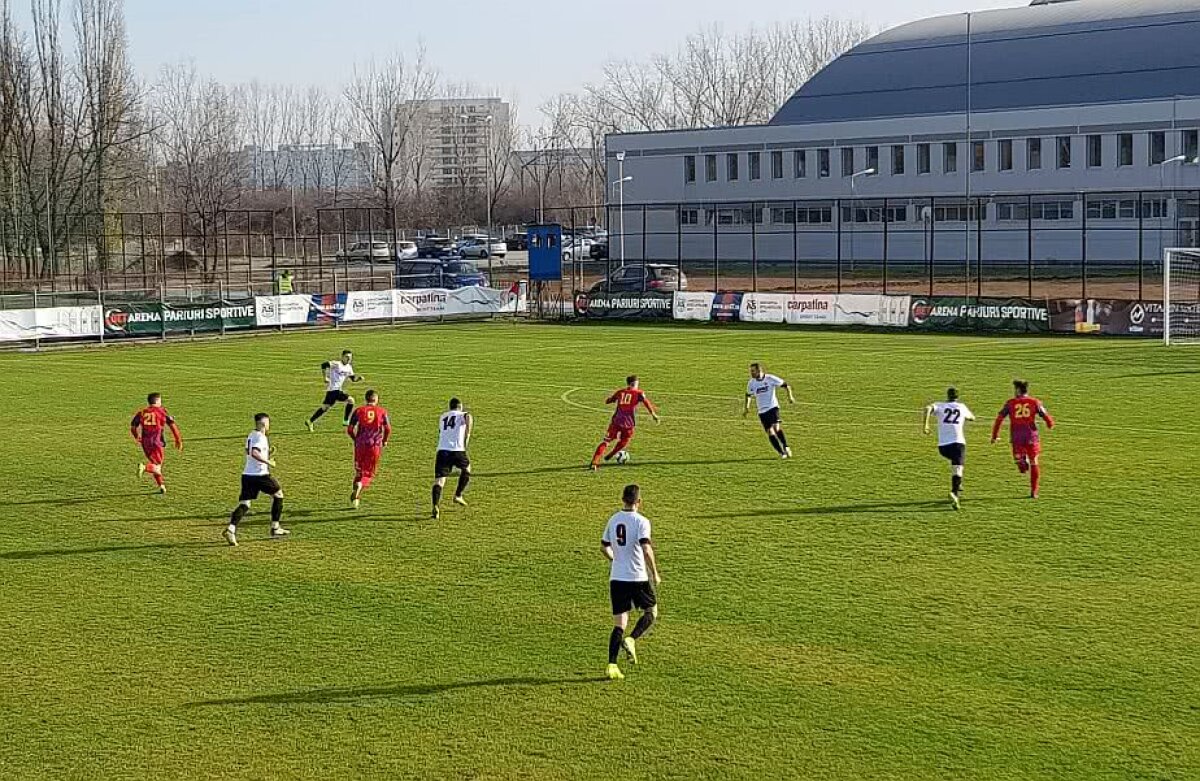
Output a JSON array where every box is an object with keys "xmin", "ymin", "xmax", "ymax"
[
  {"xmin": 346, "ymin": 389, "xmax": 391, "ymax": 509},
  {"xmin": 130, "ymin": 392, "xmax": 183, "ymax": 494},
  {"xmin": 590, "ymin": 375, "xmax": 660, "ymax": 470},
  {"xmin": 991, "ymin": 379, "xmax": 1055, "ymax": 498}
]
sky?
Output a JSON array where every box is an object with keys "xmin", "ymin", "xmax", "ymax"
[{"xmin": 58, "ymin": 0, "xmax": 1017, "ymax": 110}]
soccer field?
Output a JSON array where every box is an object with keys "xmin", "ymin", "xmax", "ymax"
[{"xmin": 0, "ymin": 323, "xmax": 1195, "ymax": 780}]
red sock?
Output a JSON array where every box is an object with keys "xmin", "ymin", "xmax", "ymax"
[
  {"xmin": 1030, "ymin": 465, "xmax": 1040, "ymax": 495},
  {"xmin": 607, "ymin": 434, "xmax": 632, "ymax": 460},
  {"xmin": 591, "ymin": 442, "xmax": 608, "ymax": 466}
]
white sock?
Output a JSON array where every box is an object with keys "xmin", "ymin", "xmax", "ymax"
[{"xmin": 226, "ymin": 523, "xmax": 236, "ymax": 534}]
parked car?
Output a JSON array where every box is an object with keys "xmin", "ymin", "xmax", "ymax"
[
  {"xmin": 458, "ymin": 237, "xmax": 507, "ymax": 259},
  {"xmin": 395, "ymin": 260, "xmax": 488, "ymax": 289},
  {"xmin": 505, "ymin": 234, "xmax": 528, "ymax": 251},
  {"xmin": 336, "ymin": 241, "xmax": 392, "ymax": 263},
  {"xmin": 589, "ymin": 241, "xmax": 609, "ymax": 260},
  {"xmin": 560, "ymin": 237, "xmax": 594, "ymax": 262},
  {"xmin": 396, "ymin": 240, "xmax": 419, "ymax": 260},
  {"xmin": 587, "ymin": 264, "xmax": 688, "ymax": 293},
  {"xmin": 417, "ymin": 236, "xmax": 458, "ymax": 259}
]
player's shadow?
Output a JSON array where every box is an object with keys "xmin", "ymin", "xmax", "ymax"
[
  {"xmin": 480, "ymin": 456, "xmax": 775, "ymax": 478},
  {"xmin": 703, "ymin": 499, "xmax": 958, "ymax": 519},
  {"xmin": 0, "ymin": 491, "xmax": 145, "ymax": 507},
  {"xmin": 1115, "ymin": 369, "xmax": 1200, "ymax": 378},
  {"xmin": 189, "ymin": 675, "xmax": 607, "ymax": 707},
  {"xmin": 0, "ymin": 540, "xmax": 219, "ymax": 560}
]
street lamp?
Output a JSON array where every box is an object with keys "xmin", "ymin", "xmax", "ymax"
[
  {"xmin": 611, "ymin": 168, "xmax": 632, "ymax": 268},
  {"xmin": 848, "ymin": 167, "xmax": 875, "ymax": 274},
  {"xmin": 1158, "ymin": 154, "xmax": 1187, "ymax": 262}
]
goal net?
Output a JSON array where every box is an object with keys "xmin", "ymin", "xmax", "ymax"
[{"xmin": 1163, "ymin": 248, "xmax": 1200, "ymax": 345}]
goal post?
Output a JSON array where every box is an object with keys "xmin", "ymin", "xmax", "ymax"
[{"xmin": 1163, "ymin": 247, "xmax": 1200, "ymax": 346}]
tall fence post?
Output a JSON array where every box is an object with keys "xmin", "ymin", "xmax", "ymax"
[
  {"xmin": 1027, "ymin": 194, "xmax": 1034, "ymax": 298},
  {"xmin": 835, "ymin": 198, "xmax": 843, "ymax": 294},
  {"xmin": 792, "ymin": 200, "xmax": 799, "ymax": 293},
  {"xmin": 750, "ymin": 201, "xmax": 758, "ymax": 293},
  {"xmin": 1080, "ymin": 191, "xmax": 1088, "ymax": 299},
  {"xmin": 159, "ymin": 281, "xmax": 167, "ymax": 342},
  {"xmin": 97, "ymin": 288, "xmax": 105, "ymax": 346},
  {"xmin": 219, "ymin": 279, "xmax": 226, "ymax": 337},
  {"xmin": 32, "ymin": 286, "xmax": 40, "ymax": 352},
  {"xmin": 882, "ymin": 197, "xmax": 890, "ymax": 294}
]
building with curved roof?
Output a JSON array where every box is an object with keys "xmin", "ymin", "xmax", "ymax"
[{"xmin": 601, "ymin": 1, "xmax": 1200, "ymax": 297}]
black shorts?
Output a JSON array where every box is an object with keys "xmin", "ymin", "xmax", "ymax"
[
  {"xmin": 322, "ymin": 389, "xmax": 350, "ymax": 406},
  {"xmin": 758, "ymin": 406, "xmax": 781, "ymax": 430},
  {"xmin": 435, "ymin": 449, "xmax": 471, "ymax": 478},
  {"xmin": 610, "ymin": 580, "xmax": 657, "ymax": 615},
  {"xmin": 938, "ymin": 443, "xmax": 966, "ymax": 466},
  {"xmin": 239, "ymin": 474, "xmax": 282, "ymax": 501}
]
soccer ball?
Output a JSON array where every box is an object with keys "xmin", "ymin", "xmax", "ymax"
[{"xmin": 614, "ymin": 450, "xmax": 630, "ymax": 465}]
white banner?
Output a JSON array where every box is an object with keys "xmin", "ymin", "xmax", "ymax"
[
  {"xmin": 344, "ymin": 290, "xmax": 395, "ymax": 322},
  {"xmin": 673, "ymin": 291, "xmax": 714, "ymax": 321},
  {"xmin": 784, "ymin": 294, "xmax": 836, "ymax": 325},
  {"xmin": 255, "ymin": 295, "xmax": 312, "ymax": 326},
  {"xmin": 0, "ymin": 305, "xmax": 103, "ymax": 342},
  {"xmin": 739, "ymin": 293, "xmax": 788, "ymax": 323},
  {"xmin": 833, "ymin": 294, "xmax": 912, "ymax": 327},
  {"xmin": 394, "ymin": 285, "xmax": 523, "ymax": 319}
]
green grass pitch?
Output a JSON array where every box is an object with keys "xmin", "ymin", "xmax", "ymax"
[{"xmin": 0, "ymin": 323, "xmax": 1195, "ymax": 780}]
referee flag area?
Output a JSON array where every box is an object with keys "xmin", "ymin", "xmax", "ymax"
[{"xmin": 0, "ymin": 322, "xmax": 1195, "ymax": 780}]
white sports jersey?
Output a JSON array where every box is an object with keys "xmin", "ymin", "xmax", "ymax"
[
  {"xmin": 602, "ymin": 510, "xmax": 652, "ymax": 582},
  {"xmin": 243, "ymin": 430, "xmax": 271, "ymax": 476},
  {"xmin": 326, "ymin": 360, "xmax": 355, "ymax": 391},
  {"xmin": 437, "ymin": 410, "xmax": 469, "ymax": 452},
  {"xmin": 931, "ymin": 401, "xmax": 975, "ymax": 446},
  {"xmin": 747, "ymin": 374, "xmax": 786, "ymax": 413}
]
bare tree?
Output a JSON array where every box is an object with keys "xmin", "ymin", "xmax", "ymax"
[
  {"xmin": 153, "ymin": 61, "xmax": 240, "ymax": 277},
  {"xmin": 344, "ymin": 47, "xmax": 437, "ymax": 229}
]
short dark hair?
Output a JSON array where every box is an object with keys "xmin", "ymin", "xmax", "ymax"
[
  {"xmin": 254, "ymin": 412, "xmax": 270, "ymax": 424},
  {"xmin": 342, "ymin": 349, "xmax": 353, "ymax": 356},
  {"xmin": 147, "ymin": 392, "xmax": 161, "ymax": 404},
  {"xmin": 626, "ymin": 375, "xmax": 638, "ymax": 386},
  {"xmin": 947, "ymin": 386, "xmax": 958, "ymax": 401},
  {"xmin": 750, "ymin": 362, "xmax": 761, "ymax": 371},
  {"xmin": 449, "ymin": 397, "xmax": 461, "ymax": 410},
  {"xmin": 622, "ymin": 484, "xmax": 641, "ymax": 506},
  {"xmin": 1014, "ymin": 379, "xmax": 1029, "ymax": 395},
  {"xmin": 365, "ymin": 389, "xmax": 378, "ymax": 403}
]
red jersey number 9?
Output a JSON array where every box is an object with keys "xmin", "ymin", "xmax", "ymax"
[{"xmin": 364, "ymin": 409, "xmax": 376, "ymax": 423}]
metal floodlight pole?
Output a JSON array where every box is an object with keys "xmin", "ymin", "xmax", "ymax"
[
  {"xmin": 1159, "ymin": 155, "xmax": 1187, "ymax": 268},
  {"xmin": 616, "ymin": 152, "xmax": 628, "ymax": 265},
  {"xmin": 848, "ymin": 167, "xmax": 875, "ymax": 275}
]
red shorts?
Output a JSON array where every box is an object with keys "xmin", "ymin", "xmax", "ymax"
[
  {"xmin": 1012, "ymin": 441, "xmax": 1042, "ymax": 461},
  {"xmin": 355, "ymin": 445, "xmax": 382, "ymax": 485},
  {"xmin": 605, "ymin": 423, "xmax": 634, "ymax": 442},
  {"xmin": 141, "ymin": 440, "xmax": 165, "ymax": 464}
]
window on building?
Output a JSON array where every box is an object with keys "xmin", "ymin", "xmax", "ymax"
[
  {"xmin": 972, "ymin": 141, "xmax": 985, "ymax": 172},
  {"xmin": 1150, "ymin": 132, "xmax": 1165, "ymax": 165},
  {"xmin": 917, "ymin": 143, "xmax": 930, "ymax": 174},
  {"xmin": 684, "ymin": 155, "xmax": 696, "ymax": 183},
  {"xmin": 771, "ymin": 150, "xmax": 784, "ymax": 179},
  {"xmin": 1087, "ymin": 135, "xmax": 1102, "ymax": 168},
  {"xmin": 748, "ymin": 151, "xmax": 761, "ymax": 180},
  {"xmin": 1184, "ymin": 130, "xmax": 1199, "ymax": 163},
  {"xmin": 866, "ymin": 146, "xmax": 879, "ymax": 174},
  {"xmin": 841, "ymin": 147, "xmax": 854, "ymax": 177},
  {"xmin": 1031, "ymin": 199, "xmax": 1075, "ymax": 221},
  {"xmin": 727, "ymin": 153, "xmax": 739, "ymax": 180},
  {"xmin": 794, "ymin": 149, "xmax": 807, "ymax": 178},
  {"xmin": 943, "ymin": 142, "xmax": 957, "ymax": 174},
  {"xmin": 932, "ymin": 203, "xmax": 978, "ymax": 222},
  {"xmin": 1141, "ymin": 198, "xmax": 1167, "ymax": 219},
  {"xmin": 680, "ymin": 208, "xmax": 699, "ymax": 226},
  {"xmin": 771, "ymin": 207, "xmax": 794, "ymax": 224},
  {"xmin": 1057, "ymin": 136, "xmax": 1072, "ymax": 169},
  {"xmin": 891, "ymin": 145, "xmax": 904, "ymax": 175},
  {"xmin": 999, "ymin": 139, "xmax": 1013, "ymax": 171},
  {"xmin": 1086, "ymin": 199, "xmax": 1120, "ymax": 220},
  {"xmin": 1027, "ymin": 138, "xmax": 1042, "ymax": 170},
  {"xmin": 705, "ymin": 154, "xmax": 717, "ymax": 182},
  {"xmin": 1118, "ymin": 134, "xmax": 1133, "ymax": 166},
  {"xmin": 817, "ymin": 148, "xmax": 830, "ymax": 178},
  {"xmin": 996, "ymin": 202, "xmax": 1029, "ymax": 221}
]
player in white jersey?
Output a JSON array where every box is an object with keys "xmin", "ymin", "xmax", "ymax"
[
  {"xmin": 923, "ymin": 386, "xmax": 976, "ymax": 510},
  {"xmin": 224, "ymin": 413, "xmax": 290, "ymax": 546},
  {"xmin": 743, "ymin": 362, "xmax": 796, "ymax": 458},
  {"xmin": 306, "ymin": 349, "xmax": 363, "ymax": 430},
  {"xmin": 431, "ymin": 397, "xmax": 472, "ymax": 520},
  {"xmin": 601, "ymin": 484, "xmax": 660, "ymax": 681}
]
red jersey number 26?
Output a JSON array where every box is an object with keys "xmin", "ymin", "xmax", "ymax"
[{"xmin": 1013, "ymin": 402, "xmax": 1034, "ymax": 421}]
